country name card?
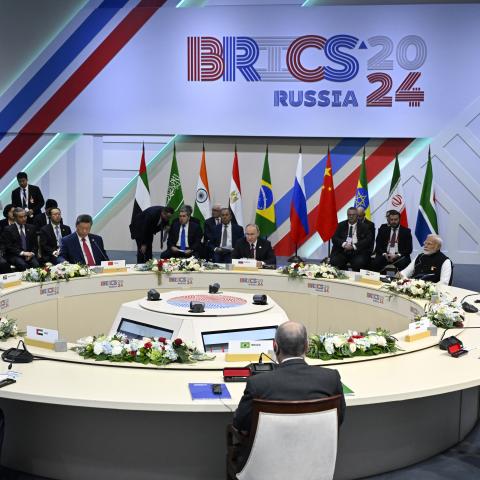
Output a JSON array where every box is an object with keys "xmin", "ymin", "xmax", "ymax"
[
  {"xmin": 358, "ymin": 269, "xmax": 382, "ymax": 286},
  {"xmin": 25, "ymin": 326, "xmax": 66, "ymax": 352},
  {"xmin": 225, "ymin": 340, "xmax": 273, "ymax": 362},
  {"xmin": 0, "ymin": 272, "xmax": 23, "ymax": 289},
  {"xmin": 101, "ymin": 260, "xmax": 127, "ymax": 273},
  {"xmin": 232, "ymin": 258, "xmax": 257, "ymax": 271},
  {"xmin": 405, "ymin": 319, "xmax": 431, "ymax": 342}
]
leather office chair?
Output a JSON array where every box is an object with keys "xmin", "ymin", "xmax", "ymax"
[{"xmin": 227, "ymin": 395, "xmax": 342, "ymax": 480}]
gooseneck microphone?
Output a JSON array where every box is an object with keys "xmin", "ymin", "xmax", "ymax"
[{"xmin": 90, "ymin": 237, "xmax": 108, "ymax": 262}]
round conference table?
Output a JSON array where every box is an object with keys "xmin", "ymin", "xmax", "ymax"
[{"xmin": 0, "ymin": 268, "xmax": 478, "ymax": 480}]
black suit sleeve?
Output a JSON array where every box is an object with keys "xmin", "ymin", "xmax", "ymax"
[
  {"xmin": 334, "ymin": 370, "xmax": 346, "ymax": 425},
  {"xmin": 332, "ymin": 223, "xmax": 346, "ymax": 249},
  {"xmin": 233, "ymin": 378, "xmax": 258, "ymax": 433},
  {"xmin": 3, "ymin": 228, "xmax": 22, "ymax": 257},
  {"xmin": 355, "ymin": 224, "xmax": 373, "ymax": 253},
  {"xmin": 399, "ymin": 228, "xmax": 413, "ymax": 256},
  {"xmin": 259, "ymin": 239, "xmax": 276, "ymax": 266},
  {"xmin": 39, "ymin": 226, "xmax": 56, "ymax": 257}
]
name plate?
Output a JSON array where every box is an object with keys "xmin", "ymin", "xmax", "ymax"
[
  {"xmin": 405, "ymin": 319, "xmax": 431, "ymax": 342},
  {"xmin": 101, "ymin": 260, "xmax": 127, "ymax": 273},
  {"xmin": 358, "ymin": 269, "xmax": 382, "ymax": 285},
  {"xmin": 225, "ymin": 340, "xmax": 273, "ymax": 362},
  {"xmin": 232, "ymin": 258, "xmax": 257, "ymax": 271},
  {"xmin": 0, "ymin": 272, "xmax": 23, "ymax": 288},
  {"xmin": 26, "ymin": 326, "xmax": 58, "ymax": 343}
]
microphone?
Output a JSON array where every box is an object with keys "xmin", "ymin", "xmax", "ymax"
[
  {"xmin": 90, "ymin": 237, "xmax": 108, "ymax": 262},
  {"xmin": 460, "ymin": 293, "xmax": 479, "ymax": 313}
]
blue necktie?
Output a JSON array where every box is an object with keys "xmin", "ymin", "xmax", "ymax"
[
  {"xmin": 180, "ymin": 225, "xmax": 186, "ymax": 251},
  {"xmin": 20, "ymin": 226, "xmax": 27, "ymax": 250}
]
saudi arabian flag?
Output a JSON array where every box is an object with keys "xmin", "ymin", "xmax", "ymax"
[
  {"xmin": 129, "ymin": 143, "xmax": 151, "ymax": 239},
  {"xmin": 354, "ymin": 147, "xmax": 371, "ymax": 220},
  {"xmin": 166, "ymin": 144, "xmax": 184, "ymax": 220},
  {"xmin": 415, "ymin": 147, "xmax": 438, "ymax": 245},
  {"xmin": 255, "ymin": 146, "xmax": 276, "ymax": 237},
  {"xmin": 193, "ymin": 144, "xmax": 211, "ymax": 228}
]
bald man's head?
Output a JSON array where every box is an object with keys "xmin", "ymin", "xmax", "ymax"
[{"xmin": 274, "ymin": 321, "xmax": 308, "ymax": 360}]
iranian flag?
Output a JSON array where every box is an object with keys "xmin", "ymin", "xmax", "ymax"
[
  {"xmin": 129, "ymin": 143, "xmax": 151, "ymax": 239},
  {"xmin": 386, "ymin": 154, "xmax": 408, "ymax": 227},
  {"xmin": 193, "ymin": 144, "xmax": 211, "ymax": 228},
  {"xmin": 229, "ymin": 145, "xmax": 244, "ymax": 227}
]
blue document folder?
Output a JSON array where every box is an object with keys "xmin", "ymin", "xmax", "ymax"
[{"xmin": 189, "ymin": 383, "xmax": 231, "ymax": 400}]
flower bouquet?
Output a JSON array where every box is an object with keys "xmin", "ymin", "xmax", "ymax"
[
  {"xmin": 135, "ymin": 257, "xmax": 222, "ymax": 274},
  {"xmin": 382, "ymin": 278, "xmax": 437, "ymax": 299},
  {"xmin": 0, "ymin": 317, "xmax": 19, "ymax": 340},
  {"xmin": 307, "ymin": 328, "xmax": 399, "ymax": 361},
  {"xmin": 74, "ymin": 334, "xmax": 212, "ymax": 366},
  {"xmin": 417, "ymin": 300, "xmax": 465, "ymax": 329},
  {"xmin": 279, "ymin": 262, "xmax": 347, "ymax": 280},
  {"xmin": 23, "ymin": 262, "xmax": 90, "ymax": 283}
]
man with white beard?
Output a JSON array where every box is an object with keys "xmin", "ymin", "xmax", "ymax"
[{"xmin": 400, "ymin": 234, "xmax": 452, "ymax": 285}]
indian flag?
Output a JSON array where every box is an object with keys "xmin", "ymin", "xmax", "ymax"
[
  {"xmin": 129, "ymin": 143, "xmax": 151, "ymax": 239},
  {"xmin": 193, "ymin": 144, "xmax": 211, "ymax": 228}
]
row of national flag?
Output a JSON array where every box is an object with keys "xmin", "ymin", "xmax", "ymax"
[{"xmin": 131, "ymin": 144, "xmax": 439, "ymax": 248}]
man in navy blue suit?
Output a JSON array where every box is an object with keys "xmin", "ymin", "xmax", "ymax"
[
  {"xmin": 210, "ymin": 208, "xmax": 244, "ymax": 263},
  {"xmin": 60, "ymin": 214, "xmax": 108, "ymax": 265}
]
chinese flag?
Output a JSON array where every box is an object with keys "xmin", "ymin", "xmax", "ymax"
[{"xmin": 316, "ymin": 147, "xmax": 338, "ymax": 241}]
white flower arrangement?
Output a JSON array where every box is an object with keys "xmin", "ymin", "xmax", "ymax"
[
  {"xmin": 382, "ymin": 278, "xmax": 437, "ymax": 299},
  {"xmin": 135, "ymin": 257, "xmax": 222, "ymax": 274},
  {"xmin": 280, "ymin": 262, "xmax": 347, "ymax": 280},
  {"xmin": 22, "ymin": 262, "xmax": 91, "ymax": 283},
  {"xmin": 0, "ymin": 317, "xmax": 19, "ymax": 340},
  {"xmin": 308, "ymin": 329, "xmax": 398, "ymax": 360},
  {"xmin": 74, "ymin": 334, "xmax": 213, "ymax": 365},
  {"xmin": 417, "ymin": 300, "xmax": 465, "ymax": 329}
]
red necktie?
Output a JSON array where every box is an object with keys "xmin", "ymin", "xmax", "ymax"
[
  {"xmin": 389, "ymin": 228, "xmax": 397, "ymax": 248},
  {"xmin": 82, "ymin": 238, "xmax": 96, "ymax": 266}
]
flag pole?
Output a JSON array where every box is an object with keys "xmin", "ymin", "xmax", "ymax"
[{"xmin": 288, "ymin": 244, "xmax": 303, "ymax": 263}]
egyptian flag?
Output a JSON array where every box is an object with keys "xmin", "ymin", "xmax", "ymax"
[{"xmin": 229, "ymin": 145, "xmax": 244, "ymax": 227}]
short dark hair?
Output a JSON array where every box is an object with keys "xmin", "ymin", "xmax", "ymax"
[
  {"xmin": 347, "ymin": 206, "xmax": 357, "ymax": 214},
  {"xmin": 164, "ymin": 206, "xmax": 174, "ymax": 214},
  {"xmin": 45, "ymin": 199, "xmax": 58, "ymax": 210},
  {"xmin": 275, "ymin": 322, "xmax": 307, "ymax": 357},
  {"xmin": 16, "ymin": 172, "xmax": 28, "ymax": 181},
  {"xmin": 184, "ymin": 204, "xmax": 193, "ymax": 215},
  {"xmin": 3, "ymin": 204, "xmax": 14, "ymax": 219},
  {"xmin": 178, "ymin": 207, "xmax": 190, "ymax": 216},
  {"xmin": 76, "ymin": 214, "xmax": 93, "ymax": 226},
  {"xmin": 387, "ymin": 209, "xmax": 400, "ymax": 217}
]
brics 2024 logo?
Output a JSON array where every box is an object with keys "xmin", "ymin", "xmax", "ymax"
[{"xmin": 188, "ymin": 35, "xmax": 426, "ymax": 108}]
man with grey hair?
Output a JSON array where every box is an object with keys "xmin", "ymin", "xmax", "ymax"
[
  {"xmin": 400, "ymin": 234, "xmax": 452, "ymax": 285},
  {"xmin": 163, "ymin": 207, "xmax": 202, "ymax": 258},
  {"xmin": 233, "ymin": 321, "xmax": 346, "ymax": 433},
  {"xmin": 232, "ymin": 223, "xmax": 276, "ymax": 267}
]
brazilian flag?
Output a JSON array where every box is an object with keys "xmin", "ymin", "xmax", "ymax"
[
  {"xmin": 354, "ymin": 147, "xmax": 371, "ymax": 220},
  {"xmin": 255, "ymin": 146, "xmax": 276, "ymax": 237}
]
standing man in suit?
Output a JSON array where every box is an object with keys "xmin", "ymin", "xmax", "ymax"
[
  {"xmin": 211, "ymin": 208, "xmax": 244, "ymax": 263},
  {"xmin": 130, "ymin": 206, "xmax": 174, "ymax": 263},
  {"xmin": 39, "ymin": 208, "xmax": 72, "ymax": 265},
  {"xmin": 231, "ymin": 321, "xmax": 345, "ymax": 471},
  {"xmin": 163, "ymin": 207, "xmax": 203, "ymax": 258},
  {"xmin": 33, "ymin": 199, "xmax": 58, "ymax": 230},
  {"xmin": 203, "ymin": 204, "xmax": 222, "ymax": 261},
  {"xmin": 330, "ymin": 207, "xmax": 373, "ymax": 271},
  {"xmin": 356, "ymin": 206, "xmax": 375, "ymax": 254},
  {"xmin": 3, "ymin": 208, "xmax": 39, "ymax": 270},
  {"xmin": 60, "ymin": 214, "xmax": 108, "ymax": 266},
  {"xmin": 11, "ymin": 172, "xmax": 45, "ymax": 219},
  {"xmin": 233, "ymin": 224, "xmax": 276, "ymax": 267},
  {"xmin": 371, "ymin": 210, "xmax": 412, "ymax": 272}
]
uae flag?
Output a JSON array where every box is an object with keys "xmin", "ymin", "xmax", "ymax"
[
  {"xmin": 193, "ymin": 144, "xmax": 211, "ymax": 228},
  {"xmin": 129, "ymin": 144, "xmax": 151, "ymax": 239},
  {"xmin": 386, "ymin": 154, "xmax": 408, "ymax": 227},
  {"xmin": 229, "ymin": 145, "xmax": 244, "ymax": 227}
]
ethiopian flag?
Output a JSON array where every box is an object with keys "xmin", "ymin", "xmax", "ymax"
[
  {"xmin": 255, "ymin": 146, "xmax": 276, "ymax": 237},
  {"xmin": 165, "ymin": 144, "xmax": 184, "ymax": 220},
  {"xmin": 354, "ymin": 147, "xmax": 371, "ymax": 220}
]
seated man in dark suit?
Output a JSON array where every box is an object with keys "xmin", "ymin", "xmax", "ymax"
[
  {"xmin": 11, "ymin": 172, "xmax": 45, "ymax": 220},
  {"xmin": 33, "ymin": 199, "xmax": 58, "ymax": 230},
  {"xmin": 356, "ymin": 206, "xmax": 375, "ymax": 254},
  {"xmin": 400, "ymin": 234, "xmax": 452, "ymax": 285},
  {"xmin": 203, "ymin": 204, "xmax": 223, "ymax": 261},
  {"xmin": 371, "ymin": 210, "xmax": 412, "ymax": 273},
  {"xmin": 232, "ymin": 223, "xmax": 276, "ymax": 267},
  {"xmin": 210, "ymin": 208, "xmax": 244, "ymax": 263},
  {"xmin": 39, "ymin": 208, "xmax": 72, "ymax": 265},
  {"xmin": 0, "ymin": 235, "xmax": 12, "ymax": 274},
  {"xmin": 0, "ymin": 204, "xmax": 15, "ymax": 234},
  {"xmin": 231, "ymin": 321, "xmax": 345, "ymax": 471},
  {"xmin": 330, "ymin": 207, "xmax": 373, "ymax": 271},
  {"xmin": 3, "ymin": 208, "xmax": 39, "ymax": 270},
  {"xmin": 130, "ymin": 206, "xmax": 174, "ymax": 263},
  {"xmin": 162, "ymin": 207, "xmax": 203, "ymax": 259},
  {"xmin": 60, "ymin": 214, "xmax": 108, "ymax": 266}
]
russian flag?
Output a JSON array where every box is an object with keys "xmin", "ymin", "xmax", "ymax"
[{"xmin": 290, "ymin": 148, "xmax": 309, "ymax": 246}]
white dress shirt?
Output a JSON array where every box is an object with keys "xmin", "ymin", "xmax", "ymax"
[
  {"xmin": 176, "ymin": 222, "xmax": 190, "ymax": 249},
  {"xmin": 401, "ymin": 254, "xmax": 452, "ymax": 286},
  {"xmin": 219, "ymin": 223, "xmax": 233, "ymax": 250},
  {"xmin": 342, "ymin": 222, "xmax": 358, "ymax": 250}
]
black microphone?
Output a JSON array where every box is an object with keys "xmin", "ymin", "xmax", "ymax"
[
  {"xmin": 90, "ymin": 237, "xmax": 108, "ymax": 262},
  {"xmin": 258, "ymin": 352, "xmax": 278, "ymax": 364},
  {"xmin": 460, "ymin": 293, "xmax": 479, "ymax": 313}
]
